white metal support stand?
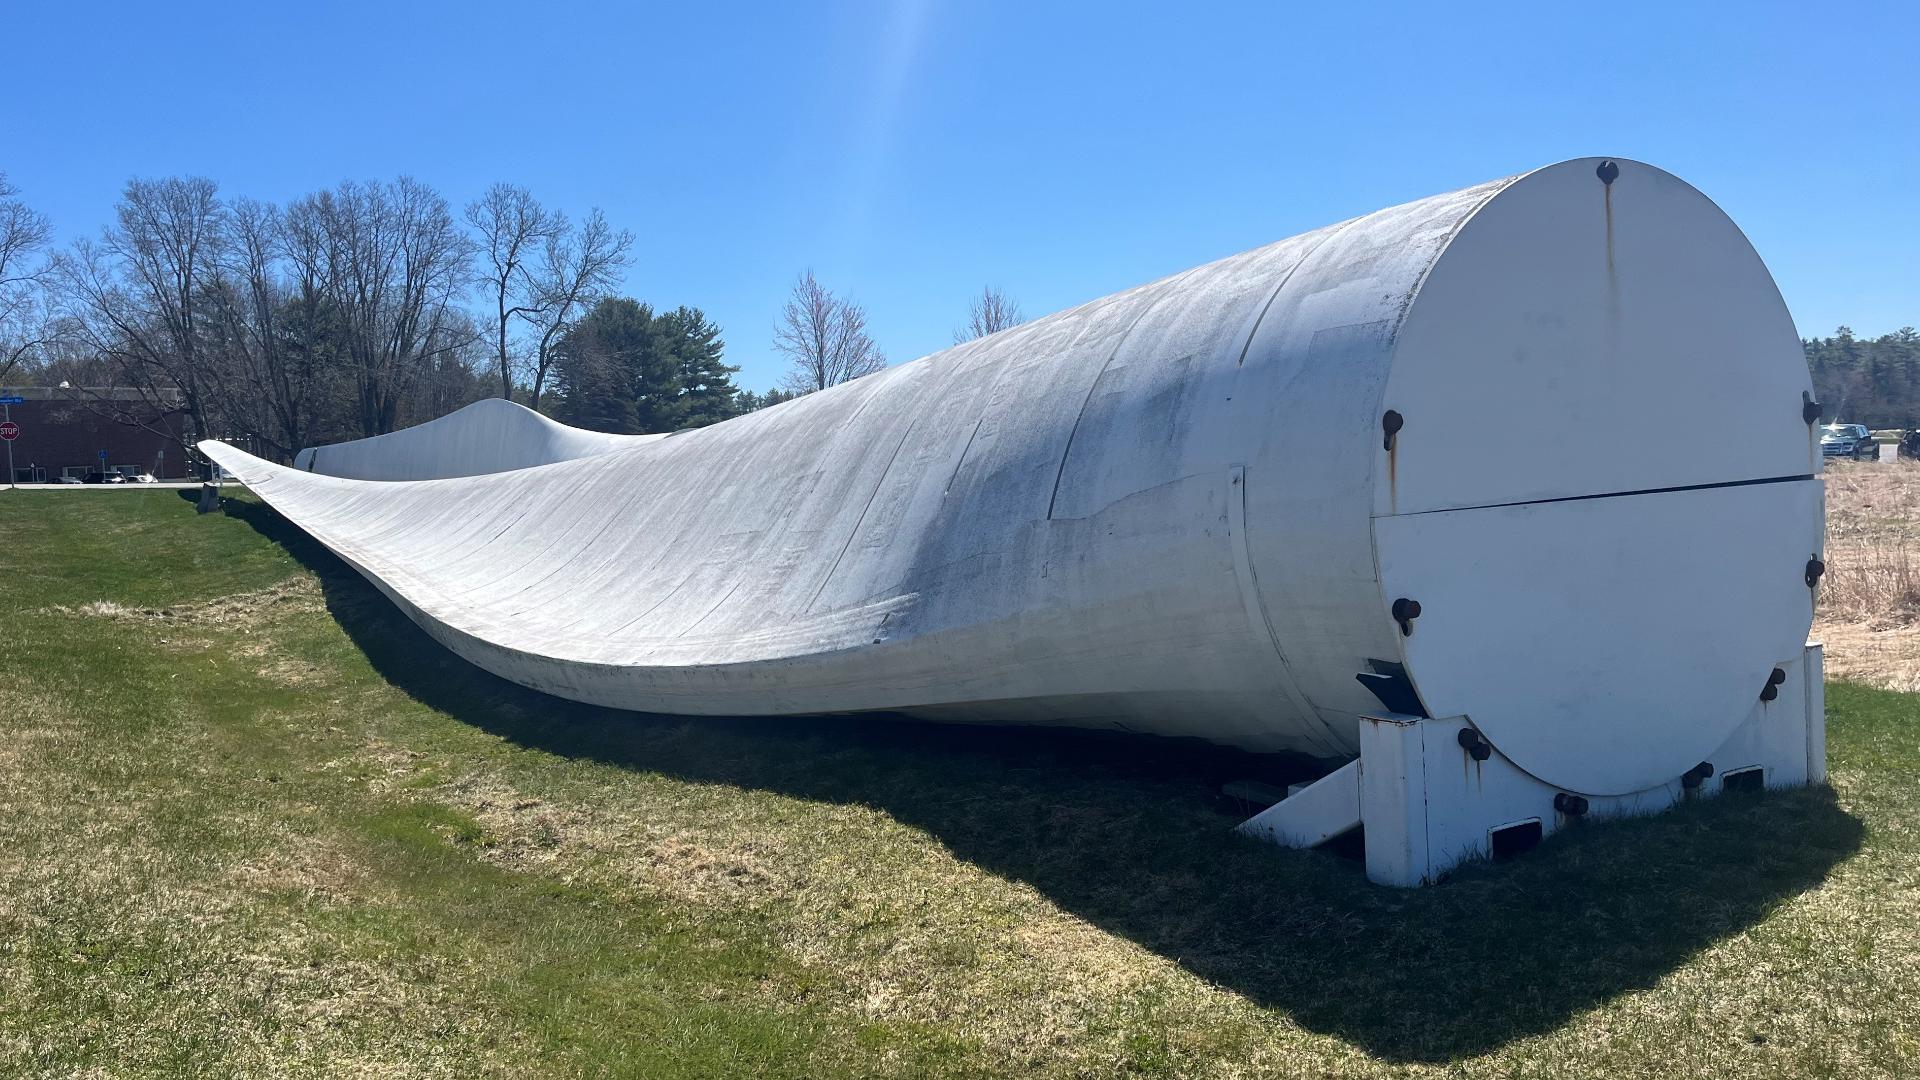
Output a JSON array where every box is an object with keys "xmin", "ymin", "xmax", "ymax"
[{"xmin": 1240, "ymin": 643, "xmax": 1828, "ymax": 886}]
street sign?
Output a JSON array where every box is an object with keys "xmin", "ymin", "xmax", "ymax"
[
  {"xmin": 0, "ymin": 396, "xmax": 23, "ymax": 405},
  {"xmin": 98, "ymin": 450, "xmax": 108, "ymax": 460},
  {"xmin": 0, "ymin": 421, "xmax": 17, "ymax": 441}
]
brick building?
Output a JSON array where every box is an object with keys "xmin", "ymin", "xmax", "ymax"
[{"xmin": 1, "ymin": 387, "xmax": 192, "ymax": 482}]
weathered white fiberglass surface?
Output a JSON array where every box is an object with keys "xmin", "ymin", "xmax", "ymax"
[
  {"xmin": 207, "ymin": 159, "xmax": 1818, "ymax": 787},
  {"xmin": 291, "ymin": 398, "xmax": 661, "ymax": 480}
]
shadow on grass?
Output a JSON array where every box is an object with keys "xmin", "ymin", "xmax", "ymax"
[{"xmin": 207, "ymin": 491, "xmax": 1865, "ymax": 1063}]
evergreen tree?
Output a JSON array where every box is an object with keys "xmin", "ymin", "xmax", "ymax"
[
  {"xmin": 549, "ymin": 298, "xmax": 742, "ymax": 433},
  {"xmin": 657, "ymin": 306, "xmax": 739, "ymax": 429},
  {"xmin": 550, "ymin": 337, "xmax": 638, "ymax": 433},
  {"xmin": 734, "ymin": 387, "xmax": 800, "ymax": 414},
  {"xmin": 551, "ymin": 298, "xmax": 673, "ymax": 433},
  {"xmin": 1806, "ymin": 326, "xmax": 1920, "ymax": 429}
]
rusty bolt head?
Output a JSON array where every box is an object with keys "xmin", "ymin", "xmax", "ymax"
[
  {"xmin": 1382, "ymin": 409, "xmax": 1404, "ymax": 451},
  {"xmin": 1455, "ymin": 728, "xmax": 1493, "ymax": 762}
]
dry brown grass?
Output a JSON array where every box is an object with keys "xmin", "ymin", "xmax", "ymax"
[
  {"xmin": 1816, "ymin": 459, "xmax": 1920, "ymax": 690},
  {"xmin": 44, "ymin": 575, "xmax": 324, "ymax": 623}
]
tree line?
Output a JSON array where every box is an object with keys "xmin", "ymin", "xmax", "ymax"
[
  {"xmin": 1806, "ymin": 327, "xmax": 1920, "ymax": 430},
  {"xmin": 19, "ymin": 170, "xmax": 1918, "ymax": 454},
  {"xmin": 0, "ymin": 170, "xmax": 1028, "ymax": 460}
]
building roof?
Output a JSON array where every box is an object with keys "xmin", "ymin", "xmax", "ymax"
[{"xmin": 1, "ymin": 386, "xmax": 186, "ymax": 405}]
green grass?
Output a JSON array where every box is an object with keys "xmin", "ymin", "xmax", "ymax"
[{"xmin": 1, "ymin": 487, "xmax": 1916, "ymax": 1077}]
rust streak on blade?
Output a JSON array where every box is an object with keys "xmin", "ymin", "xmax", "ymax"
[
  {"xmin": 1388, "ymin": 440, "xmax": 1398, "ymax": 514},
  {"xmin": 1604, "ymin": 181, "xmax": 1615, "ymax": 274}
]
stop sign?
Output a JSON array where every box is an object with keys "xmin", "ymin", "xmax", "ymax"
[{"xmin": 0, "ymin": 421, "xmax": 17, "ymax": 441}]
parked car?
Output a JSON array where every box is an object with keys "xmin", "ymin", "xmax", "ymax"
[
  {"xmin": 1901, "ymin": 430, "xmax": 1920, "ymax": 460},
  {"xmin": 83, "ymin": 471, "xmax": 127, "ymax": 484},
  {"xmin": 1820, "ymin": 423, "xmax": 1876, "ymax": 460},
  {"xmin": 128, "ymin": 473, "xmax": 158, "ymax": 484},
  {"xmin": 55, "ymin": 475, "xmax": 84, "ymax": 485}
]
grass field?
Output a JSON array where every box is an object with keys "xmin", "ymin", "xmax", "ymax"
[{"xmin": 0, "ymin": 484, "xmax": 1916, "ymax": 1077}]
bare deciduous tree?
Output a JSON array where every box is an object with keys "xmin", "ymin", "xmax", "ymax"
[
  {"xmin": 202, "ymin": 197, "xmax": 282, "ymax": 453},
  {"xmin": 56, "ymin": 176, "xmax": 228, "ymax": 447},
  {"xmin": 19, "ymin": 171, "xmax": 618, "ymax": 464},
  {"xmin": 953, "ymin": 285, "xmax": 1023, "ymax": 344},
  {"xmin": 465, "ymin": 183, "xmax": 563, "ymax": 401},
  {"xmin": 520, "ymin": 208, "xmax": 631, "ymax": 410},
  {"xmin": 0, "ymin": 173, "xmax": 55, "ymax": 385},
  {"xmin": 773, "ymin": 270, "xmax": 885, "ymax": 394},
  {"xmin": 199, "ymin": 196, "xmax": 341, "ymax": 461},
  {"xmin": 406, "ymin": 308, "xmax": 492, "ymax": 428},
  {"xmin": 287, "ymin": 178, "xmax": 475, "ymax": 436}
]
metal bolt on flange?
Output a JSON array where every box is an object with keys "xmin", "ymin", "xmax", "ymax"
[
  {"xmin": 1803, "ymin": 392, "xmax": 1823, "ymax": 425},
  {"xmin": 1760, "ymin": 667, "xmax": 1788, "ymax": 702},
  {"xmin": 1381, "ymin": 409, "xmax": 1404, "ymax": 451},
  {"xmin": 1391, "ymin": 597, "xmax": 1422, "ymax": 637},
  {"xmin": 1456, "ymin": 727, "xmax": 1492, "ymax": 762}
]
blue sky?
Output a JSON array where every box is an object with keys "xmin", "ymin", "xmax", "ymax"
[{"xmin": 8, "ymin": 0, "xmax": 1915, "ymax": 392}]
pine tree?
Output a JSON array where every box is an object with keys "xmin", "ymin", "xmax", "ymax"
[
  {"xmin": 552, "ymin": 298, "xmax": 676, "ymax": 433},
  {"xmin": 657, "ymin": 306, "xmax": 739, "ymax": 429}
]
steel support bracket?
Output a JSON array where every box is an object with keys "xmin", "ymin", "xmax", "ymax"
[{"xmin": 1239, "ymin": 643, "xmax": 1827, "ymax": 886}]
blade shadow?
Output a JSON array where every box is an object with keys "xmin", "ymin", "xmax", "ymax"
[{"xmin": 206, "ymin": 489, "xmax": 1863, "ymax": 1063}]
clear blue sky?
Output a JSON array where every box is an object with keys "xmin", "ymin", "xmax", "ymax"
[{"xmin": 9, "ymin": 0, "xmax": 1915, "ymax": 392}]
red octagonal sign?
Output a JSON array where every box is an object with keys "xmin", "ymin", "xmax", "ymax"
[{"xmin": 0, "ymin": 421, "xmax": 17, "ymax": 441}]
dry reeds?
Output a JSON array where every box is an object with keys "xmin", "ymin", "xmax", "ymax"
[{"xmin": 1816, "ymin": 458, "xmax": 1920, "ymax": 689}]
